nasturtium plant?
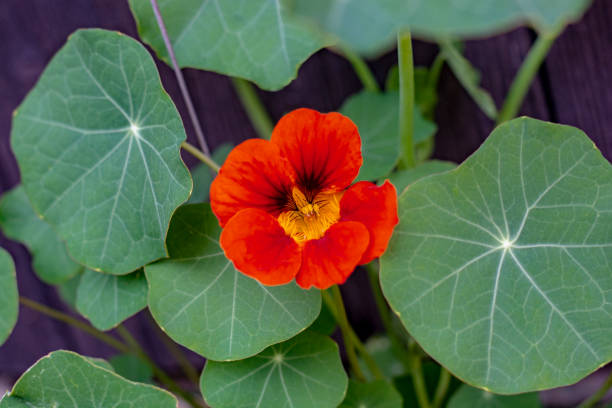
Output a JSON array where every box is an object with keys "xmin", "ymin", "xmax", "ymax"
[
  {"xmin": 11, "ymin": 28, "xmax": 191, "ymax": 275},
  {"xmin": 381, "ymin": 117, "xmax": 612, "ymax": 393},
  {"xmin": 0, "ymin": 248, "xmax": 17, "ymax": 347},
  {"xmin": 339, "ymin": 379, "xmax": 403, "ymax": 408},
  {"xmin": 447, "ymin": 384, "xmax": 541, "ymax": 408}
]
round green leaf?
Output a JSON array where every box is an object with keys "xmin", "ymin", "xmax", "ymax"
[
  {"xmin": 201, "ymin": 331, "xmax": 347, "ymax": 408},
  {"xmin": 339, "ymin": 379, "xmax": 403, "ymax": 408},
  {"xmin": 76, "ymin": 269, "xmax": 148, "ymax": 331},
  {"xmin": 146, "ymin": 203, "xmax": 321, "ymax": 361},
  {"xmin": 0, "ymin": 351, "xmax": 176, "ymax": 408},
  {"xmin": 381, "ymin": 117, "xmax": 612, "ymax": 393},
  {"xmin": 110, "ymin": 353, "xmax": 154, "ymax": 384},
  {"xmin": 339, "ymin": 90, "xmax": 436, "ymax": 181},
  {"xmin": 0, "ymin": 248, "xmax": 18, "ymax": 346},
  {"xmin": 388, "ymin": 160, "xmax": 455, "ymax": 194},
  {"xmin": 295, "ymin": 0, "xmax": 591, "ymax": 56},
  {"xmin": 129, "ymin": 0, "xmax": 326, "ymax": 91},
  {"xmin": 0, "ymin": 185, "xmax": 81, "ymax": 284},
  {"xmin": 448, "ymin": 384, "xmax": 541, "ymax": 408},
  {"xmin": 11, "ymin": 28, "xmax": 192, "ymax": 275}
]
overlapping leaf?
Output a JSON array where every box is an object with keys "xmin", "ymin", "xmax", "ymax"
[
  {"xmin": 188, "ymin": 143, "xmax": 233, "ymax": 204},
  {"xmin": 146, "ymin": 204, "xmax": 321, "ymax": 361},
  {"xmin": 381, "ymin": 117, "xmax": 612, "ymax": 393},
  {"xmin": 129, "ymin": 0, "xmax": 326, "ymax": 91},
  {"xmin": 76, "ymin": 269, "xmax": 148, "ymax": 331},
  {"xmin": 339, "ymin": 380, "xmax": 403, "ymax": 408},
  {"xmin": 11, "ymin": 29, "xmax": 192, "ymax": 275},
  {"xmin": 295, "ymin": 0, "xmax": 591, "ymax": 56},
  {"xmin": 201, "ymin": 331, "xmax": 347, "ymax": 408},
  {"xmin": 0, "ymin": 248, "xmax": 18, "ymax": 346},
  {"xmin": 0, "ymin": 185, "xmax": 81, "ymax": 284},
  {"xmin": 0, "ymin": 351, "xmax": 176, "ymax": 408},
  {"xmin": 388, "ymin": 160, "xmax": 455, "ymax": 194},
  {"xmin": 447, "ymin": 384, "xmax": 541, "ymax": 408}
]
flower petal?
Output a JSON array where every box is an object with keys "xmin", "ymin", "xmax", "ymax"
[
  {"xmin": 210, "ymin": 139, "xmax": 296, "ymax": 227},
  {"xmin": 296, "ymin": 221, "xmax": 369, "ymax": 289},
  {"xmin": 340, "ymin": 181, "xmax": 398, "ymax": 264},
  {"xmin": 220, "ymin": 208, "xmax": 302, "ymax": 286},
  {"xmin": 271, "ymin": 108, "xmax": 362, "ymax": 195}
]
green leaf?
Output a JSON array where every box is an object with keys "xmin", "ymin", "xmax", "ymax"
[
  {"xmin": 339, "ymin": 379, "xmax": 403, "ymax": 408},
  {"xmin": 439, "ymin": 39, "xmax": 497, "ymax": 120},
  {"xmin": 381, "ymin": 117, "xmax": 612, "ymax": 393},
  {"xmin": 393, "ymin": 362, "xmax": 462, "ymax": 408},
  {"xmin": 11, "ymin": 28, "xmax": 192, "ymax": 276},
  {"xmin": 294, "ymin": 0, "xmax": 591, "ymax": 56},
  {"xmin": 56, "ymin": 271, "xmax": 83, "ymax": 309},
  {"xmin": 388, "ymin": 160, "xmax": 456, "ymax": 194},
  {"xmin": 0, "ymin": 248, "xmax": 18, "ymax": 346},
  {"xmin": 85, "ymin": 357, "xmax": 115, "ymax": 371},
  {"xmin": 448, "ymin": 384, "xmax": 541, "ymax": 408},
  {"xmin": 146, "ymin": 203, "xmax": 321, "ymax": 361},
  {"xmin": 0, "ymin": 186, "xmax": 81, "ymax": 284},
  {"xmin": 201, "ymin": 331, "xmax": 347, "ymax": 408},
  {"xmin": 308, "ymin": 300, "xmax": 336, "ymax": 335},
  {"xmin": 339, "ymin": 90, "xmax": 436, "ymax": 181},
  {"xmin": 0, "ymin": 350, "xmax": 176, "ymax": 408},
  {"xmin": 76, "ymin": 269, "xmax": 148, "ymax": 331},
  {"xmin": 188, "ymin": 142, "xmax": 233, "ymax": 204},
  {"xmin": 359, "ymin": 336, "xmax": 406, "ymax": 380},
  {"xmin": 128, "ymin": 0, "xmax": 326, "ymax": 91},
  {"xmin": 109, "ymin": 354, "xmax": 154, "ymax": 384}
]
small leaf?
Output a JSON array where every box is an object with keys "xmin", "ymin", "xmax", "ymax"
[
  {"xmin": 0, "ymin": 351, "xmax": 176, "ymax": 408},
  {"xmin": 448, "ymin": 384, "xmax": 541, "ymax": 408},
  {"xmin": 0, "ymin": 186, "xmax": 81, "ymax": 284},
  {"xmin": 388, "ymin": 160, "xmax": 456, "ymax": 193},
  {"xmin": 201, "ymin": 331, "xmax": 347, "ymax": 408},
  {"xmin": 381, "ymin": 117, "xmax": 612, "ymax": 393},
  {"xmin": 339, "ymin": 91, "xmax": 436, "ymax": 181},
  {"xmin": 439, "ymin": 39, "xmax": 497, "ymax": 119},
  {"xmin": 0, "ymin": 248, "xmax": 18, "ymax": 346},
  {"xmin": 339, "ymin": 379, "xmax": 403, "ymax": 408},
  {"xmin": 359, "ymin": 336, "xmax": 406, "ymax": 380},
  {"xmin": 308, "ymin": 300, "xmax": 336, "ymax": 335},
  {"xmin": 146, "ymin": 203, "xmax": 321, "ymax": 361},
  {"xmin": 129, "ymin": 0, "xmax": 326, "ymax": 91},
  {"xmin": 11, "ymin": 29, "xmax": 192, "ymax": 275},
  {"xmin": 188, "ymin": 142, "xmax": 233, "ymax": 204},
  {"xmin": 109, "ymin": 354, "xmax": 153, "ymax": 383},
  {"xmin": 76, "ymin": 269, "xmax": 148, "ymax": 331}
]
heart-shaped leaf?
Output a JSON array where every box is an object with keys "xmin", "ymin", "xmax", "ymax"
[
  {"xmin": 295, "ymin": 0, "xmax": 591, "ymax": 56},
  {"xmin": 146, "ymin": 203, "xmax": 321, "ymax": 361},
  {"xmin": 76, "ymin": 269, "xmax": 148, "ymax": 331},
  {"xmin": 0, "ymin": 185, "xmax": 82, "ymax": 284},
  {"xmin": 447, "ymin": 384, "xmax": 541, "ymax": 408},
  {"xmin": 201, "ymin": 331, "xmax": 347, "ymax": 408},
  {"xmin": 11, "ymin": 29, "xmax": 192, "ymax": 275},
  {"xmin": 129, "ymin": 0, "xmax": 326, "ymax": 91},
  {"xmin": 0, "ymin": 351, "xmax": 176, "ymax": 408},
  {"xmin": 339, "ymin": 379, "xmax": 403, "ymax": 408},
  {"xmin": 381, "ymin": 117, "xmax": 612, "ymax": 393},
  {"xmin": 0, "ymin": 248, "xmax": 18, "ymax": 347}
]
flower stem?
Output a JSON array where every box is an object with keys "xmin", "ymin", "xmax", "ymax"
[
  {"xmin": 116, "ymin": 325, "xmax": 204, "ymax": 408},
  {"xmin": 230, "ymin": 78, "xmax": 274, "ymax": 139},
  {"xmin": 398, "ymin": 30, "xmax": 416, "ymax": 169},
  {"xmin": 410, "ymin": 350, "xmax": 432, "ymax": 408},
  {"xmin": 432, "ymin": 367, "xmax": 452, "ymax": 408},
  {"xmin": 181, "ymin": 141, "xmax": 220, "ymax": 172},
  {"xmin": 150, "ymin": 0, "xmax": 211, "ymax": 156},
  {"xmin": 577, "ymin": 369, "xmax": 612, "ymax": 408},
  {"xmin": 496, "ymin": 26, "xmax": 563, "ymax": 124},
  {"xmin": 340, "ymin": 46, "xmax": 380, "ymax": 92}
]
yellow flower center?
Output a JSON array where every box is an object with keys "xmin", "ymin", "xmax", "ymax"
[{"xmin": 277, "ymin": 187, "xmax": 342, "ymax": 243}]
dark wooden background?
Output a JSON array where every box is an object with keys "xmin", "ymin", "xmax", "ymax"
[{"xmin": 1, "ymin": 0, "xmax": 611, "ymax": 405}]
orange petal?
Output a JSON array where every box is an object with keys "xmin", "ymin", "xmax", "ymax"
[
  {"xmin": 270, "ymin": 108, "xmax": 362, "ymax": 195},
  {"xmin": 296, "ymin": 221, "xmax": 369, "ymax": 289},
  {"xmin": 220, "ymin": 208, "xmax": 302, "ymax": 286},
  {"xmin": 340, "ymin": 181, "xmax": 398, "ymax": 264},
  {"xmin": 210, "ymin": 139, "xmax": 296, "ymax": 227}
]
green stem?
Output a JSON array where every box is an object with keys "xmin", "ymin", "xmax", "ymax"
[
  {"xmin": 398, "ymin": 30, "xmax": 416, "ymax": 169},
  {"xmin": 432, "ymin": 367, "xmax": 452, "ymax": 408},
  {"xmin": 427, "ymin": 52, "xmax": 445, "ymax": 91},
  {"xmin": 116, "ymin": 325, "xmax": 204, "ymax": 408},
  {"xmin": 341, "ymin": 46, "xmax": 380, "ymax": 92},
  {"xmin": 411, "ymin": 352, "xmax": 432, "ymax": 408},
  {"xmin": 496, "ymin": 26, "xmax": 563, "ymax": 124},
  {"xmin": 366, "ymin": 262, "xmax": 411, "ymax": 370},
  {"xmin": 181, "ymin": 141, "xmax": 220, "ymax": 172},
  {"xmin": 231, "ymin": 77, "xmax": 274, "ymax": 139},
  {"xmin": 19, "ymin": 297, "xmax": 130, "ymax": 353},
  {"xmin": 577, "ymin": 370, "xmax": 612, "ymax": 408}
]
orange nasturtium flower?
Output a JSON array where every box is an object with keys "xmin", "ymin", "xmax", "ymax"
[{"xmin": 210, "ymin": 108, "xmax": 399, "ymax": 289}]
